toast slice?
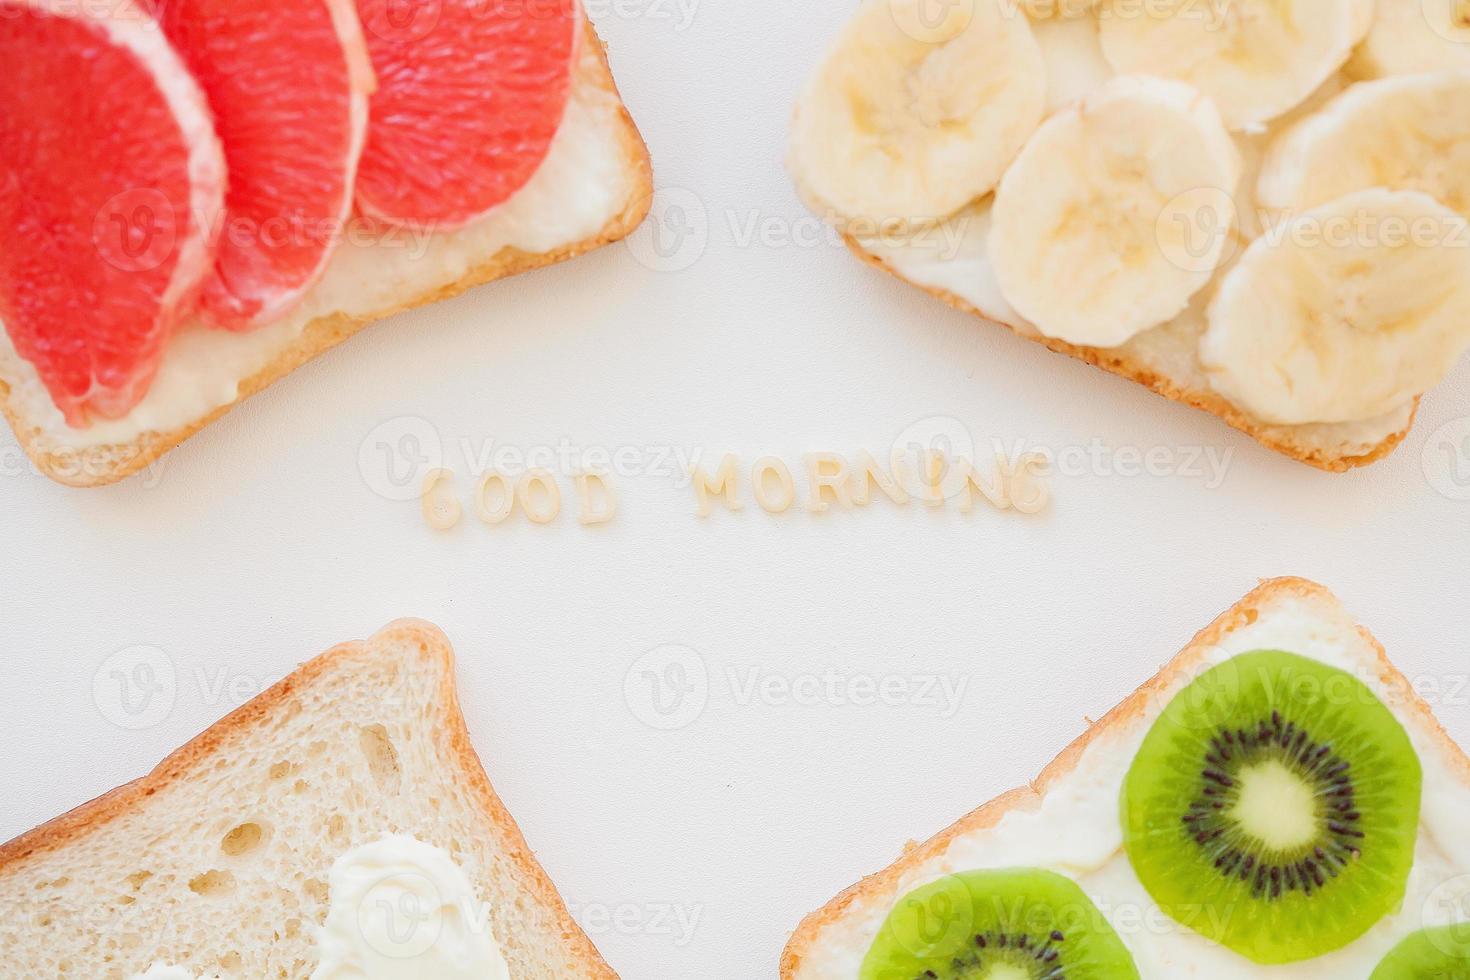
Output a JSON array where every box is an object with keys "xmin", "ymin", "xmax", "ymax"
[
  {"xmin": 0, "ymin": 15, "xmax": 652, "ymax": 488},
  {"xmin": 792, "ymin": 10, "xmax": 1433, "ymax": 473},
  {"xmin": 781, "ymin": 578, "xmax": 1470, "ymax": 977},
  {"xmin": 846, "ymin": 237, "xmax": 1416, "ymax": 473},
  {"xmin": 0, "ymin": 619, "xmax": 618, "ymax": 979}
]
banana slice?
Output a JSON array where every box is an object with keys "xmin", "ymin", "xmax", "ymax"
[
  {"xmin": 1201, "ymin": 189, "xmax": 1470, "ymax": 425},
  {"xmin": 1257, "ymin": 72, "xmax": 1470, "ymax": 220},
  {"xmin": 988, "ymin": 76, "xmax": 1240, "ymax": 348},
  {"xmin": 1348, "ymin": 0, "xmax": 1470, "ymax": 78},
  {"xmin": 1096, "ymin": 0, "xmax": 1372, "ymax": 130},
  {"xmin": 789, "ymin": 0, "xmax": 1047, "ymax": 229}
]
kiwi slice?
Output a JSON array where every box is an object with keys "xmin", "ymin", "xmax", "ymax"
[
  {"xmin": 1370, "ymin": 926, "xmax": 1470, "ymax": 979},
  {"xmin": 858, "ymin": 868, "xmax": 1140, "ymax": 979},
  {"xmin": 1121, "ymin": 649, "xmax": 1422, "ymax": 964}
]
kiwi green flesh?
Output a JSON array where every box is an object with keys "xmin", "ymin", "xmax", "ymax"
[
  {"xmin": 859, "ymin": 868, "xmax": 1140, "ymax": 980},
  {"xmin": 1370, "ymin": 926, "xmax": 1470, "ymax": 979},
  {"xmin": 1122, "ymin": 650, "xmax": 1423, "ymax": 965}
]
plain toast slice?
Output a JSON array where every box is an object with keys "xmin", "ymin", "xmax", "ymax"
[{"xmin": 0, "ymin": 619, "xmax": 617, "ymax": 979}]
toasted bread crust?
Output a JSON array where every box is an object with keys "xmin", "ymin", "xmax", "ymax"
[
  {"xmin": 846, "ymin": 241, "xmax": 1416, "ymax": 473},
  {"xmin": 0, "ymin": 619, "xmax": 619, "ymax": 979},
  {"xmin": 779, "ymin": 577, "xmax": 1470, "ymax": 977},
  {"xmin": 0, "ymin": 16, "xmax": 653, "ymax": 489}
]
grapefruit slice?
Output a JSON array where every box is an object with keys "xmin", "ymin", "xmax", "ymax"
[
  {"xmin": 0, "ymin": 0, "xmax": 225, "ymax": 425},
  {"xmin": 152, "ymin": 0, "xmax": 374, "ymax": 330},
  {"xmin": 352, "ymin": 0, "xmax": 581, "ymax": 227}
]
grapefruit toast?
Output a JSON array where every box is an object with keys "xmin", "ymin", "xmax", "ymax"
[{"xmin": 0, "ymin": 0, "xmax": 651, "ymax": 487}]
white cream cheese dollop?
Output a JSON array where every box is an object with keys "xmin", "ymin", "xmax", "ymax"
[
  {"xmin": 792, "ymin": 591, "xmax": 1470, "ymax": 979},
  {"xmin": 309, "ymin": 835, "xmax": 511, "ymax": 980}
]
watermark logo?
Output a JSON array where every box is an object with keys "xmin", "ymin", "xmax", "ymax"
[
  {"xmin": 1, "ymin": 0, "xmax": 156, "ymax": 22},
  {"xmin": 1257, "ymin": 203, "xmax": 1470, "ymax": 251},
  {"xmin": 355, "ymin": 0, "xmax": 697, "ymax": 39},
  {"xmin": 1420, "ymin": 874, "xmax": 1470, "ymax": 955},
  {"xmin": 891, "ymin": 414, "xmax": 976, "ymax": 501},
  {"xmin": 569, "ymin": 900, "xmax": 704, "ymax": 946},
  {"xmin": 1156, "ymin": 185, "xmax": 1238, "ymax": 274},
  {"xmin": 624, "ymin": 186, "xmax": 709, "ymax": 272},
  {"xmin": 0, "ymin": 443, "xmax": 168, "ymax": 488},
  {"xmin": 1426, "ymin": 0, "xmax": 1470, "ymax": 43},
  {"xmin": 1424, "ymin": 416, "xmax": 1470, "ymax": 501},
  {"xmin": 583, "ymin": 0, "xmax": 700, "ymax": 30},
  {"xmin": 360, "ymin": 0, "xmax": 443, "ymax": 42},
  {"xmin": 359, "ymin": 415, "xmax": 444, "ymax": 501},
  {"xmin": 623, "ymin": 644, "xmax": 709, "ymax": 730},
  {"xmin": 1144, "ymin": 654, "xmax": 1241, "ymax": 734},
  {"xmin": 1097, "ymin": 0, "xmax": 1233, "ymax": 30},
  {"xmin": 92, "ymin": 184, "xmax": 440, "ymax": 275},
  {"xmin": 92, "ymin": 644, "xmax": 176, "ymax": 730},
  {"xmin": 888, "ymin": 0, "xmax": 976, "ymax": 42},
  {"xmin": 356, "ymin": 870, "xmax": 446, "ymax": 959},
  {"xmin": 1001, "ymin": 436, "xmax": 1233, "ymax": 489},
  {"xmin": 727, "ymin": 667, "xmax": 969, "ymax": 716},
  {"xmin": 887, "ymin": 875, "xmax": 975, "ymax": 960},
  {"xmin": 625, "ymin": 193, "xmax": 971, "ymax": 268},
  {"xmin": 624, "ymin": 644, "xmax": 971, "ymax": 729},
  {"xmin": 1017, "ymin": 0, "xmax": 1094, "ymax": 16},
  {"xmin": 93, "ymin": 188, "xmax": 177, "ymax": 274}
]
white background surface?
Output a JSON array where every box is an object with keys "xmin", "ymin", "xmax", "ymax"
[{"xmin": 4, "ymin": 4, "xmax": 1470, "ymax": 978}]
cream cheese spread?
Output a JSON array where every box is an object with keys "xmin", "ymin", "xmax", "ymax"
[{"xmin": 309, "ymin": 835, "xmax": 512, "ymax": 980}]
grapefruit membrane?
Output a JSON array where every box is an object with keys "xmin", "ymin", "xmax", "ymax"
[
  {"xmin": 0, "ymin": 0, "xmax": 225, "ymax": 425},
  {"xmin": 152, "ymin": 0, "xmax": 375, "ymax": 330},
  {"xmin": 352, "ymin": 0, "xmax": 581, "ymax": 228}
]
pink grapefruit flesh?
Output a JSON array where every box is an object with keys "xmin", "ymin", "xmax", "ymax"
[
  {"xmin": 352, "ymin": 0, "xmax": 580, "ymax": 228},
  {"xmin": 0, "ymin": 0, "xmax": 224, "ymax": 426},
  {"xmin": 153, "ymin": 0, "xmax": 373, "ymax": 330}
]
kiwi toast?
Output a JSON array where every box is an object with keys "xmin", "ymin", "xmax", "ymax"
[
  {"xmin": 781, "ymin": 578, "xmax": 1470, "ymax": 978},
  {"xmin": 0, "ymin": 14, "xmax": 651, "ymax": 489},
  {"xmin": 0, "ymin": 620, "xmax": 618, "ymax": 979}
]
